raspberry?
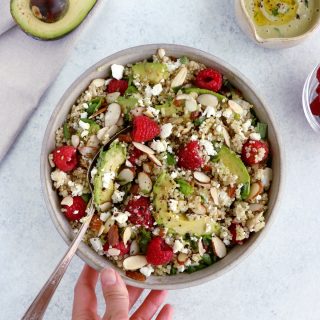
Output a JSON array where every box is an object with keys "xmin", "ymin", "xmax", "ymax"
[
  {"xmin": 125, "ymin": 196, "xmax": 154, "ymax": 229},
  {"xmin": 241, "ymin": 139, "xmax": 269, "ymax": 166},
  {"xmin": 52, "ymin": 145, "xmax": 78, "ymax": 172},
  {"xmin": 107, "ymin": 79, "xmax": 128, "ymax": 95},
  {"xmin": 146, "ymin": 237, "xmax": 173, "ymax": 265},
  {"xmin": 317, "ymin": 67, "xmax": 320, "ymax": 82},
  {"xmin": 195, "ymin": 68, "xmax": 223, "ymax": 92},
  {"xmin": 63, "ymin": 196, "xmax": 87, "ymax": 221},
  {"xmin": 132, "ymin": 116, "xmax": 160, "ymax": 142},
  {"xmin": 177, "ymin": 141, "xmax": 204, "ymax": 170},
  {"xmin": 311, "ymin": 96, "xmax": 320, "ymax": 116},
  {"xmin": 128, "ymin": 147, "xmax": 143, "ymax": 165},
  {"xmin": 103, "ymin": 241, "xmax": 129, "ymax": 256},
  {"xmin": 229, "ymin": 223, "xmax": 244, "ymax": 245},
  {"xmin": 316, "ymin": 85, "xmax": 320, "ymax": 95}
]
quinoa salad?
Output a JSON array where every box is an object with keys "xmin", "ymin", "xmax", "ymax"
[{"xmin": 49, "ymin": 48, "xmax": 273, "ymax": 281}]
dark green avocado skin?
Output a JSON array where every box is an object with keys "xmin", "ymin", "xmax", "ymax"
[{"xmin": 10, "ymin": 0, "xmax": 98, "ymax": 41}]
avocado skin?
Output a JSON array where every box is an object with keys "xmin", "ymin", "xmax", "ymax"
[
  {"xmin": 132, "ymin": 62, "xmax": 169, "ymax": 84},
  {"xmin": 10, "ymin": 0, "xmax": 97, "ymax": 41},
  {"xmin": 93, "ymin": 143, "xmax": 126, "ymax": 206},
  {"xmin": 153, "ymin": 173, "xmax": 220, "ymax": 236}
]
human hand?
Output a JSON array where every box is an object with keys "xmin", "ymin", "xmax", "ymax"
[{"xmin": 72, "ymin": 264, "xmax": 174, "ymax": 320}]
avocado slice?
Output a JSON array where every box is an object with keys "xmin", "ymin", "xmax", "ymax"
[
  {"xmin": 217, "ymin": 145, "xmax": 250, "ymax": 199},
  {"xmin": 10, "ymin": 0, "xmax": 97, "ymax": 40},
  {"xmin": 183, "ymin": 87, "xmax": 226, "ymax": 102},
  {"xmin": 155, "ymin": 99, "xmax": 183, "ymax": 117},
  {"xmin": 153, "ymin": 173, "xmax": 220, "ymax": 236},
  {"xmin": 132, "ymin": 62, "xmax": 169, "ymax": 84},
  {"xmin": 93, "ymin": 143, "xmax": 126, "ymax": 206}
]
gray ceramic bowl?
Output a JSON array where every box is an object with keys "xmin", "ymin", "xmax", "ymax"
[{"xmin": 41, "ymin": 44, "xmax": 283, "ymax": 290}]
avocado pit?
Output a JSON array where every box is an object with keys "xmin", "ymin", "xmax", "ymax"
[{"xmin": 30, "ymin": 0, "xmax": 69, "ymax": 23}]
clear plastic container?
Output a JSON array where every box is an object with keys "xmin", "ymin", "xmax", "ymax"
[{"xmin": 302, "ymin": 63, "xmax": 320, "ymax": 132}]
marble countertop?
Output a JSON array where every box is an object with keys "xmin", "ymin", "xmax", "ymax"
[{"xmin": 1, "ymin": 0, "xmax": 320, "ymax": 319}]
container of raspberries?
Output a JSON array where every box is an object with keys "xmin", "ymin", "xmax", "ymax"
[{"xmin": 303, "ymin": 64, "xmax": 320, "ymax": 132}]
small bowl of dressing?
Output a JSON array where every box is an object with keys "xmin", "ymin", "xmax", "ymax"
[{"xmin": 235, "ymin": 0, "xmax": 320, "ymax": 49}]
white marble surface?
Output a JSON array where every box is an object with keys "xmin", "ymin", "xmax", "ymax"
[{"xmin": 1, "ymin": 0, "xmax": 320, "ymax": 319}]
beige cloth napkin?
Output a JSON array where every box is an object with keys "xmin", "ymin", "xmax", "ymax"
[{"xmin": 0, "ymin": 1, "xmax": 104, "ymax": 163}]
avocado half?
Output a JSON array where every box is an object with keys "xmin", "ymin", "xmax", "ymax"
[{"xmin": 10, "ymin": 0, "xmax": 97, "ymax": 40}]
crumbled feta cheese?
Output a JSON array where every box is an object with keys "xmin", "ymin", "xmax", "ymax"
[
  {"xmin": 222, "ymin": 108, "xmax": 233, "ymax": 119},
  {"xmin": 145, "ymin": 86, "xmax": 153, "ymax": 97},
  {"xmin": 250, "ymin": 132, "xmax": 261, "ymax": 140},
  {"xmin": 202, "ymin": 105, "xmax": 216, "ymax": 118},
  {"xmin": 82, "ymin": 103, "xmax": 89, "ymax": 109},
  {"xmin": 125, "ymin": 160, "xmax": 133, "ymax": 167},
  {"xmin": 160, "ymin": 123, "xmax": 173, "ymax": 139},
  {"xmin": 51, "ymin": 169, "xmax": 68, "ymax": 188},
  {"xmin": 151, "ymin": 83, "xmax": 163, "ymax": 96},
  {"xmin": 168, "ymin": 199, "xmax": 179, "ymax": 213},
  {"xmin": 112, "ymin": 211, "xmax": 130, "ymax": 224},
  {"xmin": 68, "ymin": 181, "xmax": 84, "ymax": 196},
  {"xmin": 216, "ymin": 124, "xmax": 222, "ymax": 133},
  {"xmin": 91, "ymin": 167, "xmax": 98, "ymax": 183},
  {"xmin": 90, "ymin": 238, "xmax": 103, "ymax": 253},
  {"xmin": 205, "ymin": 223, "xmax": 212, "ymax": 233},
  {"xmin": 100, "ymin": 212, "xmax": 111, "ymax": 222},
  {"xmin": 146, "ymin": 106, "xmax": 160, "ymax": 117},
  {"xmin": 140, "ymin": 265, "xmax": 154, "ymax": 277},
  {"xmin": 80, "ymin": 112, "xmax": 88, "ymax": 119},
  {"xmin": 173, "ymin": 240, "xmax": 184, "ymax": 253},
  {"xmin": 170, "ymin": 171, "xmax": 178, "ymax": 179},
  {"xmin": 150, "ymin": 140, "xmax": 167, "ymax": 153},
  {"xmin": 102, "ymin": 172, "xmax": 116, "ymax": 189},
  {"xmin": 111, "ymin": 64, "xmax": 124, "ymax": 80},
  {"xmin": 112, "ymin": 190, "xmax": 125, "ymax": 203},
  {"xmin": 200, "ymin": 139, "xmax": 216, "ymax": 156},
  {"xmin": 80, "ymin": 130, "xmax": 89, "ymax": 138},
  {"xmin": 260, "ymin": 168, "xmax": 272, "ymax": 188},
  {"xmin": 79, "ymin": 120, "xmax": 90, "ymax": 130},
  {"xmin": 165, "ymin": 60, "xmax": 181, "ymax": 72}
]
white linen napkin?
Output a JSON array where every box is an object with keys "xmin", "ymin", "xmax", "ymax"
[{"xmin": 0, "ymin": 1, "xmax": 104, "ymax": 163}]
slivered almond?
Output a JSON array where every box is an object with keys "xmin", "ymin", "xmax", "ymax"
[
  {"xmin": 228, "ymin": 100, "xmax": 243, "ymax": 114},
  {"xmin": 123, "ymin": 255, "xmax": 148, "ymax": 270},
  {"xmin": 89, "ymin": 106, "xmax": 108, "ymax": 119},
  {"xmin": 197, "ymin": 94, "xmax": 218, "ymax": 107},
  {"xmin": 123, "ymin": 227, "xmax": 132, "ymax": 246},
  {"xmin": 116, "ymin": 116, "xmax": 124, "ymax": 126},
  {"xmin": 210, "ymin": 187, "xmax": 219, "ymax": 206},
  {"xmin": 108, "ymin": 248, "xmax": 121, "ymax": 256},
  {"xmin": 71, "ymin": 135, "xmax": 80, "ymax": 148},
  {"xmin": 126, "ymin": 270, "xmax": 146, "ymax": 282},
  {"xmin": 78, "ymin": 146, "xmax": 98, "ymax": 158},
  {"xmin": 106, "ymin": 92, "xmax": 120, "ymax": 103},
  {"xmin": 61, "ymin": 196, "xmax": 73, "ymax": 207},
  {"xmin": 117, "ymin": 168, "xmax": 135, "ymax": 185},
  {"xmin": 99, "ymin": 202, "xmax": 112, "ymax": 212},
  {"xmin": 138, "ymin": 172, "xmax": 153, "ymax": 193},
  {"xmin": 185, "ymin": 98, "xmax": 198, "ymax": 112},
  {"xmin": 130, "ymin": 240, "xmax": 140, "ymax": 255},
  {"xmin": 132, "ymin": 142, "xmax": 155, "ymax": 155},
  {"xmin": 98, "ymin": 225, "xmax": 105, "ymax": 237},
  {"xmin": 247, "ymin": 181, "xmax": 263, "ymax": 201},
  {"xmin": 148, "ymin": 153, "xmax": 162, "ymax": 167},
  {"xmin": 198, "ymin": 240, "xmax": 206, "ymax": 256},
  {"xmin": 212, "ymin": 237, "xmax": 227, "ymax": 258},
  {"xmin": 87, "ymin": 135, "xmax": 100, "ymax": 148},
  {"xmin": 249, "ymin": 203, "xmax": 264, "ymax": 212},
  {"xmin": 104, "ymin": 216, "xmax": 115, "ymax": 234},
  {"xmin": 171, "ymin": 66, "xmax": 187, "ymax": 88},
  {"xmin": 193, "ymin": 171, "xmax": 210, "ymax": 183},
  {"xmin": 222, "ymin": 127, "xmax": 231, "ymax": 147},
  {"xmin": 143, "ymin": 162, "xmax": 152, "ymax": 173},
  {"xmin": 177, "ymin": 252, "xmax": 188, "ymax": 264},
  {"xmin": 176, "ymin": 94, "xmax": 193, "ymax": 101},
  {"xmin": 105, "ymin": 103, "xmax": 121, "ymax": 127}
]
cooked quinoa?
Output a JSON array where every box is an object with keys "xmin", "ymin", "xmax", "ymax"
[{"xmin": 49, "ymin": 48, "xmax": 272, "ymax": 280}]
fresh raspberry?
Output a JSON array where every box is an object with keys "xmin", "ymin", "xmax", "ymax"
[
  {"xmin": 52, "ymin": 145, "xmax": 78, "ymax": 172},
  {"xmin": 126, "ymin": 196, "xmax": 154, "ymax": 229},
  {"xmin": 63, "ymin": 196, "xmax": 87, "ymax": 221},
  {"xmin": 107, "ymin": 79, "xmax": 128, "ymax": 95},
  {"xmin": 316, "ymin": 85, "xmax": 320, "ymax": 95},
  {"xmin": 241, "ymin": 139, "xmax": 269, "ymax": 166},
  {"xmin": 317, "ymin": 67, "xmax": 320, "ymax": 82},
  {"xmin": 311, "ymin": 96, "xmax": 320, "ymax": 116},
  {"xmin": 146, "ymin": 237, "xmax": 173, "ymax": 265},
  {"xmin": 177, "ymin": 141, "xmax": 204, "ymax": 170},
  {"xmin": 132, "ymin": 116, "xmax": 160, "ymax": 142},
  {"xmin": 103, "ymin": 241, "xmax": 129, "ymax": 256},
  {"xmin": 195, "ymin": 68, "xmax": 223, "ymax": 92},
  {"xmin": 229, "ymin": 223, "xmax": 244, "ymax": 245},
  {"xmin": 128, "ymin": 147, "xmax": 143, "ymax": 165}
]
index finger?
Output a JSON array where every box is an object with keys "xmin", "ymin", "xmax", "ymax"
[{"xmin": 72, "ymin": 264, "xmax": 100, "ymax": 320}]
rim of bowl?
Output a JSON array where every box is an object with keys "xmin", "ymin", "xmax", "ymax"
[
  {"xmin": 40, "ymin": 43, "xmax": 284, "ymax": 290},
  {"xmin": 239, "ymin": 0, "xmax": 320, "ymax": 44},
  {"xmin": 302, "ymin": 63, "xmax": 320, "ymax": 132}
]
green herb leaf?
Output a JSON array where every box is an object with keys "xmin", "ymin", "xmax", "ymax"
[
  {"xmin": 166, "ymin": 152, "xmax": 176, "ymax": 166},
  {"xmin": 193, "ymin": 117, "xmax": 205, "ymax": 127},
  {"xmin": 87, "ymin": 97, "xmax": 103, "ymax": 116},
  {"xmin": 81, "ymin": 194, "xmax": 91, "ymax": 203},
  {"xmin": 256, "ymin": 122, "xmax": 268, "ymax": 139},
  {"xmin": 139, "ymin": 229, "xmax": 152, "ymax": 254},
  {"xmin": 63, "ymin": 123, "xmax": 71, "ymax": 140},
  {"xmin": 241, "ymin": 182, "xmax": 250, "ymax": 200},
  {"xmin": 80, "ymin": 118, "xmax": 101, "ymax": 134},
  {"xmin": 271, "ymin": 7, "xmax": 279, "ymax": 16},
  {"xmin": 201, "ymin": 253, "xmax": 213, "ymax": 265},
  {"xmin": 176, "ymin": 179, "xmax": 194, "ymax": 196},
  {"xmin": 124, "ymin": 85, "xmax": 138, "ymax": 97},
  {"xmin": 179, "ymin": 56, "xmax": 189, "ymax": 64}
]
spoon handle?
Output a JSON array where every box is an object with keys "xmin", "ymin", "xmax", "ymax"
[{"xmin": 22, "ymin": 202, "xmax": 95, "ymax": 320}]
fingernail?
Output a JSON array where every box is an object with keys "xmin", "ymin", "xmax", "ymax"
[{"xmin": 101, "ymin": 268, "xmax": 117, "ymax": 285}]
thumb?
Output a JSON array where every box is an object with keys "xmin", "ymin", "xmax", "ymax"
[{"xmin": 101, "ymin": 268, "xmax": 129, "ymax": 320}]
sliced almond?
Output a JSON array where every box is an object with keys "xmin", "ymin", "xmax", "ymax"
[
  {"xmin": 78, "ymin": 146, "xmax": 98, "ymax": 158},
  {"xmin": 105, "ymin": 103, "xmax": 121, "ymax": 127},
  {"xmin": 210, "ymin": 187, "xmax": 219, "ymax": 206},
  {"xmin": 103, "ymin": 216, "xmax": 115, "ymax": 234},
  {"xmin": 197, "ymin": 94, "xmax": 218, "ymax": 107},
  {"xmin": 246, "ymin": 212, "xmax": 264, "ymax": 230},
  {"xmin": 148, "ymin": 153, "xmax": 162, "ymax": 167},
  {"xmin": 48, "ymin": 154, "xmax": 55, "ymax": 168},
  {"xmin": 123, "ymin": 227, "xmax": 132, "ymax": 246},
  {"xmin": 143, "ymin": 162, "xmax": 152, "ymax": 173},
  {"xmin": 247, "ymin": 181, "xmax": 263, "ymax": 201},
  {"xmin": 99, "ymin": 202, "xmax": 112, "ymax": 212},
  {"xmin": 212, "ymin": 237, "xmax": 227, "ymax": 258},
  {"xmin": 123, "ymin": 255, "xmax": 148, "ymax": 270},
  {"xmin": 98, "ymin": 224, "xmax": 105, "ymax": 237},
  {"xmin": 97, "ymin": 125, "xmax": 119, "ymax": 141},
  {"xmin": 176, "ymin": 94, "xmax": 193, "ymax": 101},
  {"xmin": 185, "ymin": 98, "xmax": 198, "ymax": 112},
  {"xmin": 117, "ymin": 168, "xmax": 135, "ymax": 185},
  {"xmin": 193, "ymin": 171, "xmax": 210, "ymax": 183},
  {"xmin": 158, "ymin": 48, "xmax": 165, "ymax": 59},
  {"xmin": 90, "ymin": 78, "xmax": 105, "ymax": 87},
  {"xmin": 131, "ymin": 107, "xmax": 145, "ymax": 117},
  {"xmin": 97, "ymin": 127, "xmax": 109, "ymax": 140},
  {"xmin": 116, "ymin": 116, "xmax": 124, "ymax": 126},
  {"xmin": 71, "ymin": 135, "xmax": 80, "ymax": 148},
  {"xmin": 249, "ymin": 203, "xmax": 264, "ymax": 212},
  {"xmin": 130, "ymin": 240, "xmax": 140, "ymax": 255},
  {"xmin": 106, "ymin": 92, "xmax": 121, "ymax": 104},
  {"xmin": 61, "ymin": 196, "xmax": 73, "ymax": 207},
  {"xmin": 126, "ymin": 270, "xmax": 146, "ymax": 282},
  {"xmin": 198, "ymin": 240, "xmax": 206, "ymax": 256},
  {"xmin": 177, "ymin": 252, "xmax": 188, "ymax": 264},
  {"xmin": 260, "ymin": 168, "xmax": 272, "ymax": 188},
  {"xmin": 222, "ymin": 127, "xmax": 231, "ymax": 147},
  {"xmin": 191, "ymin": 204, "xmax": 207, "ymax": 215},
  {"xmin": 87, "ymin": 135, "xmax": 100, "ymax": 148},
  {"xmin": 132, "ymin": 142, "xmax": 155, "ymax": 155},
  {"xmin": 171, "ymin": 66, "xmax": 187, "ymax": 88},
  {"xmin": 228, "ymin": 100, "xmax": 243, "ymax": 114},
  {"xmin": 138, "ymin": 172, "xmax": 153, "ymax": 193},
  {"xmin": 89, "ymin": 106, "xmax": 108, "ymax": 119},
  {"xmin": 108, "ymin": 248, "xmax": 121, "ymax": 256}
]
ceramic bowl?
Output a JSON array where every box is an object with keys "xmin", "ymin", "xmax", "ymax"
[
  {"xmin": 235, "ymin": 0, "xmax": 320, "ymax": 49},
  {"xmin": 41, "ymin": 44, "xmax": 284, "ymax": 289}
]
